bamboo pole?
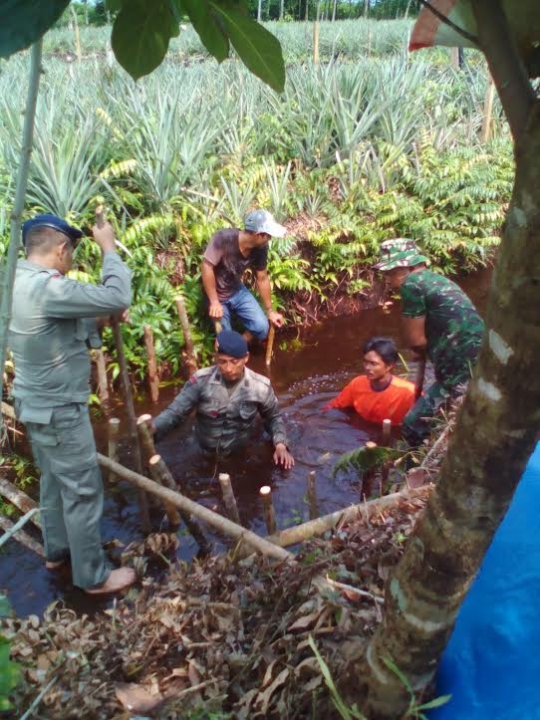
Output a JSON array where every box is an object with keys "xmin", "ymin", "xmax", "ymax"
[
  {"xmin": 0, "ymin": 40, "xmax": 43, "ymax": 413},
  {"xmin": 307, "ymin": 471, "xmax": 318, "ymax": 520},
  {"xmin": 143, "ymin": 325, "xmax": 160, "ymax": 403},
  {"xmin": 107, "ymin": 418, "xmax": 121, "ymax": 482},
  {"xmin": 260, "ymin": 486, "xmax": 277, "ymax": 534},
  {"xmin": 94, "ymin": 348, "xmax": 110, "ymax": 410},
  {"xmin": 96, "ymin": 206, "xmax": 150, "ymax": 534},
  {"xmin": 96, "ymin": 453, "xmax": 293, "ymax": 561},
  {"xmin": 0, "ymin": 478, "xmax": 41, "ymax": 529},
  {"xmin": 0, "ymin": 508, "xmax": 44, "ymax": 556},
  {"xmin": 218, "ymin": 473, "xmax": 241, "ymax": 525},
  {"xmin": 265, "ymin": 325, "xmax": 276, "ymax": 367},
  {"xmin": 267, "ymin": 485, "xmax": 432, "ymax": 549},
  {"xmin": 174, "ymin": 294, "xmax": 198, "ymax": 375}
]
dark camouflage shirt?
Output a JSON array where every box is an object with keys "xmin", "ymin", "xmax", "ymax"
[{"xmin": 400, "ymin": 269, "xmax": 484, "ymax": 384}]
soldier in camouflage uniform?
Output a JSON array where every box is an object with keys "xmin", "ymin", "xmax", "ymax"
[
  {"xmin": 9, "ymin": 214, "xmax": 136, "ymax": 594},
  {"xmin": 374, "ymin": 239, "xmax": 484, "ymax": 446},
  {"xmin": 153, "ymin": 330, "xmax": 294, "ymax": 469}
]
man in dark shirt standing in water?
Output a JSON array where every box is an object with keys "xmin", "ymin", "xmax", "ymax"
[{"xmin": 201, "ymin": 210, "xmax": 286, "ymax": 342}]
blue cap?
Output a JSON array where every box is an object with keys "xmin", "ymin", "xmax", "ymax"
[
  {"xmin": 216, "ymin": 330, "xmax": 248, "ymax": 358},
  {"xmin": 22, "ymin": 214, "xmax": 83, "ymax": 247}
]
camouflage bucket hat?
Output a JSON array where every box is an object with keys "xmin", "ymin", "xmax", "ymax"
[{"xmin": 373, "ymin": 238, "xmax": 429, "ymax": 271}]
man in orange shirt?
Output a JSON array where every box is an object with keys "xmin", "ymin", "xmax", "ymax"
[{"xmin": 324, "ymin": 337, "xmax": 415, "ymax": 425}]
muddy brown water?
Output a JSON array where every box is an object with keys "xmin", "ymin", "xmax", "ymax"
[{"xmin": 0, "ymin": 270, "xmax": 492, "ymax": 617}]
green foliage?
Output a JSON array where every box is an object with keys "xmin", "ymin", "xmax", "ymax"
[
  {"xmin": 333, "ymin": 445, "xmax": 404, "ymax": 477},
  {"xmin": 0, "ymin": 0, "xmax": 69, "ymax": 58},
  {"xmin": 0, "ymin": 21, "xmax": 513, "ymax": 378}
]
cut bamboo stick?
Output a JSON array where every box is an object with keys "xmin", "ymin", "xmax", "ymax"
[
  {"xmin": 143, "ymin": 325, "xmax": 160, "ymax": 403},
  {"xmin": 0, "ymin": 478, "xmax": 41, "ymax": 529},
  {"xmin": 96, "ymin": 453, "xmax": 292, "ymax": 561},
  {"xmin": 218, "ymin": 473, "xmax": 241, "ymax": 525},
  {"xmin": 148, "ymin": 454, "xmax": 209, "ymax": 552},
  {"xmin": 147, "ymin": 455, "xmax": 181, "ymax": 527},
  {"xmin": 174, "ymin": 294, "xmax": 198, "ymax": 375},
  {"xmin": 307, "ymin": 471, "xmax": 318, "ymax": 520},
  {"xmin": 136, "ymin": 414, "xmax": 157, "ymax": 464},
  {"xmin": 0, "ymin": 509, "xmax": 44, "ymax": 557},
  {"xmin": 107, "ymin": 418, "xmax": 121, "ymax": 482},
  {"xmin": 260, "ymin": 486, "xmax": 277, "ymax": 534},
  {"xmin": 381, "ymin": 419, "xmax": 392, "ymax": 447},
  {"xmin": 1, "ymin": 401, "xmax": 15, "ymax": 420},
  {"xmin": 94, "ymin": 348, "xmax": 110, "ymax": 410},
  {"xmin": 265, "ymin": 325, "xmax": 275, "ymax": 367},
  {"xmin": 266, "ymin": 485, "xmax": 433, "ymax": 549}
]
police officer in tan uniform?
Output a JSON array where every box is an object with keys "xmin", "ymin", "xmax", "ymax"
[
  {"xmin": 9, "ymin": 213, "xmax": 136, "ymax": 594},
  {"xmin": 153, "ymin": 330, "xmax": 294, "ymax": 469}
]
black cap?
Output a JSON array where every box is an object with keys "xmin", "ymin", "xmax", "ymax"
[
  {"xmin": 216, "ymin": 330, "xmax": 248, "ymax": 358},
  {"xmin": 22, "ymin": 214, "xmax": 83, "ymax": 248}
]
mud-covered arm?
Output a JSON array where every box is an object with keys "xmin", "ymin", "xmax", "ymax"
[{"xmin": 153, "ymin": 376, "xmax": 201, "ymax": 441}]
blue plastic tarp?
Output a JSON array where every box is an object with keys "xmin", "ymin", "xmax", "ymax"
[{"xmin": 429, "ymin": 443, "xmax": 540, "ymax": 720}]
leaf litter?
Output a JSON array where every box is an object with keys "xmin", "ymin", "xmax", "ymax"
[{"xmin": 5, "ymin": 492, "xmax": 431, "ymax": 719}]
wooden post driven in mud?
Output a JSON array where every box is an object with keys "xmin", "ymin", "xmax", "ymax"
[
  {"xmin": 260, "ymin": 486, "xmax": 277, "ymax": 535},
  {"xmin": 218, "ymin": 473, "xmax": 241, "ymax": 526},
  {"xmin": 96, "ymin": 205, "xmax": 151, "ymax": 534},
  {"xmin": 174, "ymin": 294, "xmax": 198, "ymax": 375},
  {"xmin": 147, "ymin": 455, "xmax": 181, "ymax": 527},
  {"xmin": 307, "ymin": 471, "xmax": 319, "ymax": 520},
  {"xmin": 136, "ymin": 414, "xmax": 157, "ymax": 463},
  {"xmin": 94, "ymin": 348, "xmax": 110, "ymax": 410},
  {"xmin": 265, "ymin": 325, "xmax": 275, "ymax": 367},
  {"xmin": 143, "ymin": 325, "xmax": 160, "ymax": 403},
  {"xmin": 107, "ymin": 418, "xmax": 121, "ymax": 482},
  {"xmin": 381, "ymin": 419, "xmax": 392, "ymax": 447},
  {"xmin": 96, "ymin": 453, "xmax": 292, "ymax": 560}
]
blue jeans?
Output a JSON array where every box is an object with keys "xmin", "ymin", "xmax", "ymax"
[{"xmin": 220, "ymin": 284, "xmax": 269, "ymax": 340}]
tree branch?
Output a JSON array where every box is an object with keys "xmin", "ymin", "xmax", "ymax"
[
  {"xmin": 472, "ymin": 0, "xmax": 535, "ymax": 142},
  {"xmin": 417, "ymin": 0, "xmax": 478, "ymax": 45}
]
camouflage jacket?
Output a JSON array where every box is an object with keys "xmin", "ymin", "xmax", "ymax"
[
  {"xmin": 153, "ymin": 366, "xmax": 288, "ymax": 454},
  {"xmin": 400, "ymin": 269, "xmax": 484, "ymax": 383},
  {"xmin": 9, "ymin": 252, "xmax": 131, "ymax": 418}
]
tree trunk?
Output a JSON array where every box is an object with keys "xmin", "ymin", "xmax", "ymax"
[
  {"xmin": 280, "ymin": 0, "xmax": 285, "ymax": 20},
  {"xmin": 257, "ymin": 0, "xmax": 263, "ymax": 21},
  {"xmin": 0, "ymin": 41, "xmax": 42, "ymax": 404},
  {"xmin": 356, "ymin": 105, "xmax": 540, "ymax": 718}
]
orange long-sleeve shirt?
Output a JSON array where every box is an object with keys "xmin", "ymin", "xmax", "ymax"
[{"xmin": 328, "ymin": 375, "xmax": 416, "ymax": 425}]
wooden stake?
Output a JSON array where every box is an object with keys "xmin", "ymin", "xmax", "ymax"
[
  {"xmin": 265, "ymin": 325, "xmax": 276, "ymax": 367},
  {"xmin": 143, "ymin": 325, "xmax": 160, "ymax": 403},
  {"xmin": 174, "ymin": 294, "xmax": 198, "ymax": 375},
  {"xmin": 107, "ymin": 418, "xmax": 121, "ymax": 482},
  {"xmin": 97, "ymin": 453, "xmax": 292, "ymax": 561},
  {"xmin": 0, "ymin": 478, "xmax": 41, "ymax": 529},
  {"xmin": 147, "ymin": 455, "xmax": 181, "ymax": 527},
  {"xmin": 381, "ymin": 419, "xmax": 392, "ymax": 447},
  {"xmin": 218, "ymin": 473, "xmax": 241, "ymax": 525},
  {"xmin": 94, "ymin": 348, "xmax": 110, "ymax": 410},
  {"xmin": 136, "ymin": 414, "xmax": 157, "ymax": 464},
  {"xmin": 307, "ymin": 471, "xmax": 319, "ymax": 520},
  {"xmin": 260, "ymin": 485, "xmax": 277, "ymax": 534},
  {"xmin": 148, "ymin": 454, "xmax": 209, "ymax": 551},
  {"xmin": 99, "ymin": 214, "xmax": 150, "ymax": 531},
  {"xmin": 0, "ymin": 511, "xmax": 44, "ymax": 557}
]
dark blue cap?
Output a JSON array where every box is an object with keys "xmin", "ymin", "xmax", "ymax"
[
  {"xmin": 216, "ymin": 330, "xmax": 248, "ymax": 358},
  {"xmin": 22, "ymin": 214, "xmax": 84, "ymax": 247}
]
